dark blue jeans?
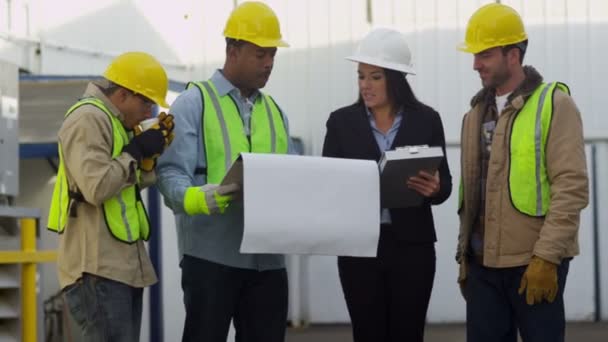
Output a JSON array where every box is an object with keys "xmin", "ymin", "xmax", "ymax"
[
  {"xmin": 180, "ymin": 255, "xmax": 288, "ymax": 342},
  {"xmin": 63, "ymin": 273, "xmax": 143, "ymax": 342},
  {"xmin": 465, "ymin": 258, "xmax": 570, "ymax": 342}
]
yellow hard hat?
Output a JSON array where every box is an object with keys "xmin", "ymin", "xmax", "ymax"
[
  {"xmin": 103, "ymin": 52, "xmax": 170, "ymax": 108},
  {"xmin": 458, "ymin": 3, "xmax": 527, "ymax": 54},
  {"xmin": 223, "ymin": 1, "xmax": 289, "ymax": 48}
]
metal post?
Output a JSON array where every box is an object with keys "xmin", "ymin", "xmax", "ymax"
[
  {"xmin": 592, "ymin": 144, "xmax": 601, "ymax": 321},
  {"xmin": 148, "ymin": 187, "xmax": 163, "ymax": 342},
  {"xmin": 20, "ymin": 217, "xmax": 37, "ymax": 342}
]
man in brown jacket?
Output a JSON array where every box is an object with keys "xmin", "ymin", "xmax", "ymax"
[
  {"xmin": 48, "ymin": 52, "xmax": 174, "ymax": 342},
  {"xmin": 456, "ymin": 4, "xmax": 588, "ymax": 342}
]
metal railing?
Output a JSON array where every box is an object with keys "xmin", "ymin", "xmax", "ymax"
[{"xmin": 0, "ymin": 207, "xmax": 57, "ymax": 342}]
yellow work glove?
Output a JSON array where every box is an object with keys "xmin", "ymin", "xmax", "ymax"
[
  {"xmin": 134, "ymin": 112, "xmax": 175, "ymax": 148},
  {"xmin": 518, "ymin": 256, "xmax": 558, "ymax": 305},
  {"xmin": 133, "ymin": 112, "xmax": 175, "ymax": 171},
  {"xmin": 183, "ymin": 183, "xmax": 240, "ymax": 215},
  {"xmin": 157, "ymin": 112, "xmax": 175, "ymax": 146},
  {"xmin": 140, "ymin": 158, "xmax": 157, "ymax": 172}
]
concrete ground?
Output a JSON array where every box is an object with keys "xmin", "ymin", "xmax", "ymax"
[{"xmin": 286, "ymin": 322, "xmax": 608, "ymax": 342}]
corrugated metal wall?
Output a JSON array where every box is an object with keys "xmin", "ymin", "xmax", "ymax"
[
  {"xmin": 3, "ymin": 0, "xmax": 606, "ymax": 146},
  {"xmin": 257, "ymin": 0, "xmax": 608, "ymax": 152}
]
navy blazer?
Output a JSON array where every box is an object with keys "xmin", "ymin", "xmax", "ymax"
[{"xmin": 322, "ymin": 102, "xmax": 452, "ymax": 243}]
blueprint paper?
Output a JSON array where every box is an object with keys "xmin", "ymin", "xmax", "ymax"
[{"xmin": 236, "ymin": 153, "xmax": 380, "ymax": 257}]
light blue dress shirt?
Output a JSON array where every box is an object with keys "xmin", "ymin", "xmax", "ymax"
[
  {"xmin": 366, "ymin": 107, "xmax": 403, "ymax": 224},
  {"xmin": 156, "ymin": 70, "xmax": 294, "ymax": 270}
]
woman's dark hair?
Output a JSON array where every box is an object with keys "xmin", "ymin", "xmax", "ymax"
[{"xmin": 356, "ymin": 68, "xmax": 425, "ymax": 111}]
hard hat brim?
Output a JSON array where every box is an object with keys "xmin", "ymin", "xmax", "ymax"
[
  {"xmin": 457, "ymin": 36, "xmax": 528, "ymax": 54},
  {"xmin": 106, "ymin": 75, "xmax": 171, "ymax": 108},
  {"xmin": 457, "ymin": 42, "xmax": 483, "ymax": 54},
  {"xmin": 247, "ymin": 37, "xmax": 290, "ymax": 48},
  {"xmin": 345, "ymin": 55, "xmax": 416, "ymax": 75},
  {"xmin": 155, "ymin": 98, "xmax": 170, "ymax": 109}
]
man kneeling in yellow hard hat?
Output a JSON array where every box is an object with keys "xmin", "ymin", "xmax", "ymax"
[
  {"xmin": 48, "ymin": 52, "xmax": 175, "ymax": 342},
  {"xmin": 156, "ymin": 2, "xmax": 294, "ymax": 341}
]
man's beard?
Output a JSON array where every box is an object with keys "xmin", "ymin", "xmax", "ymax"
[{"xmin": 484, "ymin": 66, "xmax": 511, "ymax": 90}]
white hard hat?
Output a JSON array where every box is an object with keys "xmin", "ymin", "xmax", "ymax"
[{"xmin": 346, "ymin": 28, "xmax": 415, "ymax": 75}]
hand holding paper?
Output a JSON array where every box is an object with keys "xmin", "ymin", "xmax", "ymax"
[{"xmin": 183, "ymin": 183, "xmax": 240, "ymax": 216}]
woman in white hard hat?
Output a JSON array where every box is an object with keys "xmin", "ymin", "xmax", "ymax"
[{"xmin": 322, "ymin": 28, "xmax": 452, "ymax": 342}]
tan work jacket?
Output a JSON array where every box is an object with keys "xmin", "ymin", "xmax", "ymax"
[
  {"xmin": 56, "ymin": 82, "xmax": 157, "ymax": 289},
  {"xmin": 457, "ymin": 67, "xmax": 588, "ymax": 281}
]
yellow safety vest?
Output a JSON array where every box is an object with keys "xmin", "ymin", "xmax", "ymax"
[
  {"xmin": 459, "ymin": 82, "xmax": 570, "ymax": 217},
  {"xmin": 47, "ymin": 98, "xmax": 150, "ymax": 243},
  {"xmin": 188, "ymin": 81, "xmax": 289, "ymax": 183}
]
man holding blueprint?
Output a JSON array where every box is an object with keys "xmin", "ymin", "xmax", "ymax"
[{"xmin": 156, "ymin": 2, "xmax": 294, "ymax": 341}]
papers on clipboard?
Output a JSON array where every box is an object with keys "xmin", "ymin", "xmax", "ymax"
[{"xmin": 379, "ymin": 145, "xmax": 444, "ymax": 208}]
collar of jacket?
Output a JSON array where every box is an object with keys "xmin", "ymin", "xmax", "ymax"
[
  {"xmin": 84, "ymin": 80, "xmax": 127, "ymax": 126},
  {"xmin": 470, "ymin": 65, "xmax": 544, "ymax": 111}
]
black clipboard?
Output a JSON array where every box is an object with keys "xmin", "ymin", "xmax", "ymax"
[{"xmin": 379, "ymin": 145, "xmax": 443, "ymax": 208}]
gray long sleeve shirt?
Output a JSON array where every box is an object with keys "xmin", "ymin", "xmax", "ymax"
[{"xmin": 156, "ymin": 70, "xmax": 294, "ymax": 270}]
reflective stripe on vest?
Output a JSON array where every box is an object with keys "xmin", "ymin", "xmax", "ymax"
[
  {"xmin": 188, "ymin": 81, "xmax": 289, "ymax": 184},
  {"xmin": 47, "ymin": 98, "xmax": 150, "ymax": 243},
  {"xmin": 510, "ymin": 82, "xmax": 569, "ymax": 216}
]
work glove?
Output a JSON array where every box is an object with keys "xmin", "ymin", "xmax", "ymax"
[
  {"xmin": 155, "ymin": 112, "xmax": 175, "ymax": 146},
  {"xmin": 140, "ymin": 158, "xmax": 157, "ymax": 173},
  {"xmin": 183, "ymin": 183, "xmax": 240, "ymax": 215},
  {"xmin": 123, "ymin": 128, "xmax": 166, "ymax": 162},
  {"xmin": 518, "ymin": 256, "xmax": 558, "ymax": 305},
  {"xmin": 130, "ymin": 112, "xmax": 175, "ymax": 169},
  {"xmin": 133, "ymin": 112, "xmax": 175, "ymax": 148}
]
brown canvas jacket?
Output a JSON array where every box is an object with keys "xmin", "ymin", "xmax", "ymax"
[
  {"xmin": 56, "ymin": 82, "xmax": 157, "ymax": 289},
  {"xmin": 457, "ymin": 66, "xmax": 588, "ymax": 281}
]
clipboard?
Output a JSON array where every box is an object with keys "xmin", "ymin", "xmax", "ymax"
[
  {"xmin": 221, "ymin": 155, "xmax": 243, "ymax": 186},
  {"xmin": 219, "ymin": 155, "xmax": 245, "ymax": 199},
  {"xmin": 379, "ymin": 145, "xmax": 444, "ymax": 208}
]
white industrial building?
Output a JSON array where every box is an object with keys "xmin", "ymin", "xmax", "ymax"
[{"xmin": 1, "ymin": 0, "xmax": 607, "ymax": 341}]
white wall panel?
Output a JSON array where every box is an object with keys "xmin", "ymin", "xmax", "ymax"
[
  {"xmin": 427, "ymin": 146, "xmax": 464, "ymax": 322},
  {"xmin": 563, "ymin": 145, "xmax": 595, "ymax": 321},
  {"xmin": 596, "ymin": 143, "xmax": 608, "ymax": 320},
  {"xmin": 0, "ymin": 0, "xmax": 36, "ymax": 69},
  {"xmin": 301, "ymin": 0, "xmax": 330, "ymax": 154},
  {"xmin": 2, "ymin": 0, "xmax": 605, "ymax": 143},
  {"xmin": 160, "ymin": 203, "xmax": 184, "ymax": 341},
  {"xmin": 589, "ymin": 0, "xmax": 608, "ymax": 140},
  {"xmin": 371, "ymin": 0, "xmax": 394, "ymax": 26}
]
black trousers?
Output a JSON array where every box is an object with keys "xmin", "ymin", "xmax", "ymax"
[
  {"xmin": 466, "ymin": 258, "xmax": 571, "ymax": 342},
  {"xmin": 180, "ymin": 255, "xmax": 288, "ymax": 342},
  {"xmin": 338, "ymin": 228, "xmax": 436, "ymax": 342}
]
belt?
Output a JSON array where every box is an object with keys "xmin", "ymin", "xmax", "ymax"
[{"xmin": 68, "ymin": 190, "xmax": 85, "ymax": 217}]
